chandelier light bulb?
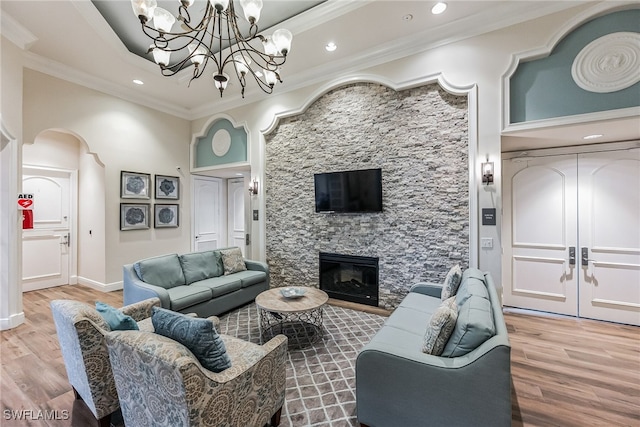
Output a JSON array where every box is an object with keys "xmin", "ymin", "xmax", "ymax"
[
  {"xmin": 152, "ymin": 7, "xmax": 175, "ymax": 33},
  {"xmin": 272, "ymin": 29, "xmax": 293, "ymax": 55},
  {"xmin": 234, "ymin": 55, "xmax": 251, "ymax": 75},
  {"xmin": 209, "ymin": 0, "xmax": 230, "ymax": 13},
  {"xmin": 240, "ymin": 0, "xmax": 263, "ymax": 24},
  {"xmin": 180, "ymin": 0, "xmax": 195, "ymax": 7},
  {"xmin": 188, "ymin": 44, "xmax": 207, "ymax": 65},
  {"xmin": 150, "ymin": 45, "xmax": 171, "ymax": 66},
  {"xmin": 263, "ymin": 69, "xmax": 277, "ymax": 86},
  {"xmin": 131, "ymin": 0, "xmax": 157, "ymax": 23}
]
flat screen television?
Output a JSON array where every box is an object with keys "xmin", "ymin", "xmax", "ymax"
[{"xmin": 314, "ymin": 168, "xmax": 383, "ymax": 213}]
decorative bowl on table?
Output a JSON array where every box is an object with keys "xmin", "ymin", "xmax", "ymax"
[{"xmin": 280, "ymin": 287, "xmax": 307, "ymax": 299}]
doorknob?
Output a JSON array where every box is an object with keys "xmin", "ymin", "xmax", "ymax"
[{"xmin": 581, "ymin": 247, "xmax": 597, "ymax": 266}]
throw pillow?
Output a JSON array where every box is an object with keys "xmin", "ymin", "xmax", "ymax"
[
  {"xmin": 95, "ymin": 302, "xmax": 139, "ymax": 331},
  {"xmin": 441, "ymin": 264, "xmax": 463, "ymax": 300},
  {"xmin": 151, "ymin": 307, "xmax": 231, "ymax": 372},
  {"xmin": 422, "ymin": 296, "xmax": 458, "ymax": 355},
  {"xmin": 219, "ymin": 247, "xmax": 247, "ymax": 275},
  {"xmin": 179, "ymin": 251, "xmax": 220, "ymax": 284}
]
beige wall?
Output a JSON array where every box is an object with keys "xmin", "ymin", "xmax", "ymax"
[{"xmin": 23, "ymin": 70, "xmax": 192, "ymax": 284}]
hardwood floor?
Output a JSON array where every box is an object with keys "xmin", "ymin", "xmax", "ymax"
[{"xmin": 1, "ymin": 285, "xmax": 639, "ymax": 426}]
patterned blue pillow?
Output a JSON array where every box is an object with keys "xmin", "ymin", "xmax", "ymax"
[
  {"xmin": 95, "ymin": 301, "xmax": 139, "ymax": 331},
  {"xmin": 151, "ymin": 307, "xmax": 231, "ymax": 372}
]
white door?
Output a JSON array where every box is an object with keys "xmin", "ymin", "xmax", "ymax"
[
  {"xmin": 193, "ymin": 176, "xmax": 223, "ymax": 251},
  {"xmin": 22, "ymin": 167, "xmax": 72, "ymax": 291},
  {"xmin": 577, "ymin": 149, "xmax": 640, "ymax": 325},
  {"xmin": 227, "ymin": 178, "xmax": 246, "ymax": 255},
  {"xmin": 503, "ymin": 148, "xmax": 640, "ymax": 325},
  {"xmin": 503, "ymin": 154, "xmax": 579, "ymax": 316}
]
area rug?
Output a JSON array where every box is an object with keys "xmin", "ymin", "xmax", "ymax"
[{"xmin": 217, "ymin": 303, "xmax": 386, "ymax": 427}]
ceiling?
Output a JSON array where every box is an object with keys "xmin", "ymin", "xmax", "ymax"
[{"xmin": 1, "ymin": 0, "xmax": 638, "ymax": 149}]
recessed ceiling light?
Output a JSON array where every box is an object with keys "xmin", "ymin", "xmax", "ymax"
[
  {"xmin": 325, "ymin": 42, "xmax": 337, "ymax": 52},
  {"xmin": 431, "ymin": 2, "xmax": 447, "ymax": 15},
  {"xmin": 133, "ymin": 79, "xmax": 144, "ymax": 85},
  {"xmin": 235, "ymin": 173, "xmax": 244, "ymax": 176},
  {"xmin": 583, "ymin": 134, "xmax": 604, "ymax": 140}
]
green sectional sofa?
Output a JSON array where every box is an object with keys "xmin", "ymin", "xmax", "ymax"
[
  {"xmin": 123, "ymin": 247, "xmax": 269, "ymax": 317},
  {"xmin": 356, "ymin": 268, "xmax": 511, "ymax": 427}
]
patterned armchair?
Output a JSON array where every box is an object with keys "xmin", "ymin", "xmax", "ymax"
[
  {"xmin": 105, "ymin": 329, "xmax": 288, "ymax": 427},
  {"xmin": 50, "ymin": 298, "xmax": 161, "ymax": 427}
]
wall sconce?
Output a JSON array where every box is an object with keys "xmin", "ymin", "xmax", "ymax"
[
  {"xmin": 248, "ymin": 178, "xmax": 259, "ymax": 195},
  {"xmin": 481, "ymin": 161, "xmax": 494, "ymax": 185}
]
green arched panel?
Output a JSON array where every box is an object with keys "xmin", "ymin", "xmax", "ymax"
[{"xmin": 195, "ymin": 119, "xmax": 247, "ymax": 167}]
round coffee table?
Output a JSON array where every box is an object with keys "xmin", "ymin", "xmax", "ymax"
[{"xmin": 255, "ymin": 287, "xmax": 329, "ymax": 349}]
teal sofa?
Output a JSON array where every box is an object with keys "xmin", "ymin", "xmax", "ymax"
[
  {"xmin": 123, "ymin": 247, "xmax": 269, "ymax": 317},
  {"xmin": 356, "ymin": 269, "xmax": 511, "ymax": 427}
]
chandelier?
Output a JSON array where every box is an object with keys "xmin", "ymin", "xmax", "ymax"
[{"xmin": 130, "ymin": 0, "xmax": 293, "ymax": 97}]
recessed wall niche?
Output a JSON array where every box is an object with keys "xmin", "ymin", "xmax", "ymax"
[
  {"xmin": 265, "ymin": 82, "xmax": 470, "ymax": 310},
  {"xmin": 194, "ymin": 118, "xmax": 247, "ymax": 168}
]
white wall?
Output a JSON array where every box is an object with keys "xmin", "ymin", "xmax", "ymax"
[
  {"xmin": 0, "ymin": 35, "xmax": 24, "ymax": 329},
  {"xmin": 22, "ymin": 70, "xmax": 192, "ymax": 284}
]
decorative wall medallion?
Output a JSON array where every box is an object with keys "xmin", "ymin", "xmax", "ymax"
[
  {"xmin": 211, "ymin": 129, "xmax": 231, "ymax": 156},
  {"xmin": 571, "ymin": 32, "xmax": 640, "ymax": 93}
]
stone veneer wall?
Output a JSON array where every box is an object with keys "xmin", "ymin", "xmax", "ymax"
[{"xmin": 264, "ymin": 82, "xmax": 469, "ymax": 309}]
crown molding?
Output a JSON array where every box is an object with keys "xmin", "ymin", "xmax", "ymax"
[{"xmin": 0, "ymin": 11, "xmax": 37, "ymax": 50}]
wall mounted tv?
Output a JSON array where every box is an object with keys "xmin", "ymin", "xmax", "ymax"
[{"xmin": 314, "ymin": 168, "xmax": 383, "ymax": 213}]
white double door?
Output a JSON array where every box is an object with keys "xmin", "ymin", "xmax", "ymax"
[
  {"xmin": 503, "ymin": 148, "xmax": 640, "ymax": 326},
  {"xmin": 193, "ymin": 176, "xmax": 246, "ymax": 255}
]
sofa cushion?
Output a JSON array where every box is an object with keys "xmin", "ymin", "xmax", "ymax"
[
  {"xmin": 441, "ymin": 265, "xmax": 463, "ymax": 300},
  {"xmin": 151, "ymin": 307, "xmax": 231, "ymax": 373},
  {"xmin": 398, "ymin": 292, "xmax": 443, "ymax": 315},
  {"xmin": 134, "ymin": 254, "xmax": 186, "ymax": 289},
  {"xmin": 196, "ymin": 276, "xmax": 242, "ymax": 297},
  {"xmin": 442, "ymin": 294, "xmax": 495, "ymax": 357},
  {"xmin": 456, "ymin": 277, "xmax": 490, "ymax": 308},
  {"xmin": 422, "ymin": 296, "xmax": 458, "ymax": 355},
  {"xmin": 368, "ymin": 325, "xmax": 424, "ymax": 354},
  {"xmin": 231, "ymin": 270, "xmax": 267, "ymax": 288},
  {"xmin": 95, "ymin": 302, "xmax": 139, "ymax": 331},
  {"xmin": 384, "ymin": 307, "xmax": 433, "ymax": 336},
  {"xmin": 166, "ymin": 285, "xmax": 212, "ymax": 311},
  {"xmin": 219, "ymin": 247, "xmax": 247, "ymax": 275},
  {"xmin": 179, "ymin": 251, "xmax": 222, "ymax": 284}
]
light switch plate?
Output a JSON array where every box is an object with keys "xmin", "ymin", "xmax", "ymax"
[{"xmin": 481, "ymin": 237, "xmax": 493, "ymax": 249}]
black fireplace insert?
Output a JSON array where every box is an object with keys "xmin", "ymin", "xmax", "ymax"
[{"xmin": 319, "ymin": 252, "xmax": 379, "ymax": 307}]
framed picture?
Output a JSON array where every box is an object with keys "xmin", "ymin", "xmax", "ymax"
[
  {"xmin": 121, "ymin": 171, "xmax": 151, "ymax": 199},
  {"xmin": 155, "ymin": 174, "xmax": 180, "ymax": 200},
  {"xmin": 120, "ymin": 203, "xmax": 150, "ymax": 230},
  {"xmin": 154, "ymin": 204, "xmax": 179, "ymax": 228}
]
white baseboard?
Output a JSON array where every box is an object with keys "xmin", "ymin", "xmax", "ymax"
[
  {"xmin": 77, "ymin": 276, "xmax": 123, "ymax": 293},
  {"xmin": 0, "ymin": 312, "xmax": 25, "ymax": 330}
]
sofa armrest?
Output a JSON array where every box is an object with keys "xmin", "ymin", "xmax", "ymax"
[
  {"xmin": 123, "ymin": 264, "xmax": 171, "ymax": 308},
  {"xmin": 409, "ymin": 281, "xmax": 442, "ymax": 298},
  {"xmin": 120, "ymin": 297, "xmax": 161, "ymax": 322},
  {"xmin": 244, "ymin": 259, "xmax": 270, "ymax": 287},
  {"xmin": 356, "ymin": 334, "xmax": 511, "ymax": 427}
]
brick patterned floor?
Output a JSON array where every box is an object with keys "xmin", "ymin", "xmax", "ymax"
[{"xmin": 218, "ymin": 304, "xmax": 385, "ymax": 427}]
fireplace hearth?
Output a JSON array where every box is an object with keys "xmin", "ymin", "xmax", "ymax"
[{"xmin": 319, "ymin": 252, "xmax": 379, "ymax": 307}]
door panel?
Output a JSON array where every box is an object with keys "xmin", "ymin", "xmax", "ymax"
[
  {"xmin": 193, "ymin": 176, "xmax": 223, "ymax": 252},
  {"xmin": 503, "ymin": 155, "xmax": 578, "ymax": 316},
  {"xmin": 578, "ymin": 149, "xmax": 640, "ymax": 325},
  {"xmin": 22, "ymin": 168, "xmax": 71, "ymax": 291}
]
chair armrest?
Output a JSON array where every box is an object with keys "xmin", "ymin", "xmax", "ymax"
[
  {"xmin": 123, "ymin": 264, "xmax": 171, "ymax": 308},
  {"xmin": 120, "ymin": 297, "xmax": 161, "ymax": 322},
  {"xmin": 409, "ymin": 282, "xmax": 442, "ymax": 298}
]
